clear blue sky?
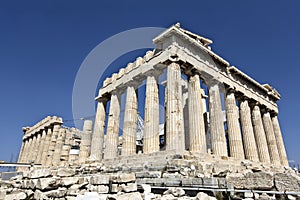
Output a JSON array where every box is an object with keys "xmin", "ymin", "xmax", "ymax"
[{"xmin": 0, "ymin": 1, "xmax": 299, "ymax": 166}]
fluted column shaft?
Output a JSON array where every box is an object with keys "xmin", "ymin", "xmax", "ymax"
[
  {"xmin": 240, "ymin": 99, "xmax": 259, "ymax": 161},
  {"xmin": 143, "ymin": 76, "xmax": 160, "ymax": 153},
  {"xmin": 225, "ymin": 91, "xmax": 244, "ymax": 159},
  {"xmin": 208, "ymin": 83, "xmax": 227, "ymax": 156},
  {"xmin": 122, "ymin": 86, "xmax": 138, "ymax": 156},
  {"xmin": 79, "ymin": 120, "xmax": 93, "ymax": 163},
  {"xmin": 23, "ymin": 137, "xmax": 32, "ymax": 163},
  {"xmin": 104, "ymin": 94, "xmax": 120, "ymax": 159},
  {"xmin": 40, "ymin": 128, "xmax": 52, "ymax": 166},
  {"xmin": 30, "ymin": 134, "xmax": 39, "ymax": 162},
  {"xmin": 252, "ymin": 105, "xmax": 271, "ymax": 163},
  {"xmin": 90, "ymin": 101, "xmax": 106, "ymax": 161},
  {"xmin": 272, "ymin": 115, "xmax": 288, "ymax": 166},
  {"xmin": 35, "ymin": 130, "xmax": 47, "ymax": 164},
  {"xmin": 262, "ymin": 112, "xmax": 281, "ymax": 165},
  {"xmin": 60, "ymin": 129, "xmax": 72, "ymax": 166},
  {"xmin": 188, "ymin": 74, "xmax": 206, "ymax": 153},
  {"xmin": 166, "ymin": 63, "xmax": 185, "ymax": 152},
  {"xmin": 52, "ymin": 128, "xmax": 66, "ymax": 166},
  {"xmin": 46, "ymin": 124, "xmax": 61, "ymax": 166}
]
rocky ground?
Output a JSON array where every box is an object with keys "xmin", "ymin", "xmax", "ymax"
[{"xmin": 1, "ymin": 152, "xmax": 300, "ymax": 199}]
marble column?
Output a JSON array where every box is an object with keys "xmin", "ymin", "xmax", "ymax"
[
  {"xmin": 208, "ymin": 82, "xmax": 227, "ymax": 156},
  {"xmin": 52, "ymin": 128, "xmax": 66, "ymax": 166},
  {"xmin": 188, "ymin": 74, "xmax": 207, "ymax": 153},
  {"xmin": 40, "ymin": 128, "xmax": 52, "ymax": 166},
  {"xmin": 166, "ymin": 63, "xmax": 185, "ymax": 152},
  {"xmin": 122, "ymin": 86, "xmax": 138, "ymax": 156},
  {"xmin": 90, "ymin": 101, "xmax": 106, "ymax": 161},
  {"xmin": 32, "ymin": 133, "xmax": 41, "ymax": 164},
  {"xmin": 104, "ymin": 94, "xmax": 120, "ymax": 159},
  {"xmin": 60, "ymin": 129, "xmax": 72, "ymax": 166},
  {"xmin": 262, "ymin": 111, "xmax": 281, "ymax": 165},
  {"xmin": 225, "ymin": 90, "xmax": 244, "ymax": 159},
  {"xmin": 272, "ymin": 115, "xmax": 289, "ymax": 166},
  {"xmin": 240, "ymin": 99, "xmax": 259, "ymax": 161},
  {"xmin": 252, "ymin": 105, "xmax": 271, "ymax": 163},
  {"xmin": 46, "ymin": 124, "xmax": 61, "ymax": 166},
  {"xmin": 79, "ymin": 120, "xmax": 93, "ymax": 163},
  {"xmin": 35, "ymin": 130, "xmax": 47, "ymax": 164},
  {"xmin": 143, "ymin": 76, "xmax": 160, "ymax": 153},
  {"xmin": 23, "ymin": 137, "xmax": 32, "ymax": 163}
]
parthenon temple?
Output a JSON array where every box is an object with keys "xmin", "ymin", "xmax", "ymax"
[{"xmin": 17, "ymin": 23, "xmax": 289, "ymax": 169}]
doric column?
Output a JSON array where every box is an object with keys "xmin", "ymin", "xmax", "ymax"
[
  {"xmin": 262, "ymin": 111, "xmax": 281, "ymax": 165},
  {"xmin": 166, "ymin": 63, "xmax": 185, "ymax": 152},
  {"xmin": 225, "ymin": 90, "xmax": 244, "ymax": 159},
  {"xmin": 143, "ymin": 76, "xmax": 160, "ymax": 153},
  {"xmin": 239, "ymin": 99, "xmax": 259, "ymax": 161},
  {"xmin": 31, "ymin": 134, "xmax": 40, "ymax": 163},
  {"xmin": 272, "ymin": 115, "xmax": 289, "ymax": 166},
  {"xmin": 122, "ymin": 86, "xmax": 138, "ymax": 156},
  {"xmin": 46, "ymin": 124, "xmax": 61, "ymax": 166},
  {"xmin": 79, "ymin": 120, "xmax": 93, "ymax": 163},
  {"xmin": 90, "ymin": 101, "xmax": 106, "ymax": 161},
  {"xmin": 251, "ymin": 105, "xmax": 271, "ymax": 163},
  {"xmin": 208, "ymin": 82, "xmax": 227, "ymax": 156},
  {"xmin": 104, "ymin": 93, "xmax": 120, "ymax": 159},
  {"xmin": 60, "ymin": 129, "xmax": 72, "ymax": 166},
  {"xmin": 40, "ymin": 128, "xmax": 52, "ymax": 166},
  {"xmin": 52, "ymin": 128, "xmax": 66, "ymax": 166},
  {"xmin": 23, "ymin": 137, "xmax": 33, "ymax": 163},
  {"xmin": 35, "ymin": 130, "xmax": 47, "ymax": 164},
  {"xmin": 188, "ymin": 74, "xmax": 206, "ymax": 153}
]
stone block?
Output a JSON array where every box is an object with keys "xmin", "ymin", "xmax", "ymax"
[
  {"xmin": 274, "ymin": 172, "xmax": 300, "ymax": 192},
  {"xmin": 113, "ymin": 192, "xmax": 143, "ymax": 200},
  {"xmin": 0, "ymin": 190, "xmax": 6, "ymax": 199},
  {"xmin": 164, "ymin": 178, "xmax": 182, "ymax": 187},
  {"xmin": 97, "ymin": 185, "xmax": 109, "ymax": 194},
  {"xmin": 202, "ymin": 177, "xmax": 218, "ymax": 188},
  {"xmin": 57, "ymin": 168, "xmax": 76, "ymax": 177},
  {"xmin": 4, "ymin": 191, "xmax": 26, "ymax": 200},
  {"xmin": 44, "ymin": 187, "xmax": 67, "ymax": 198},
  {"xmin": 34, "ymin": 190, "xmax": 47, "ymax": 200},
  {"xmin": 90, "ymin": 174, "xmax": 110, "ymax": 185},
  {"xmin": 29, "ymin": 169, "xmax": 51, "ymax": 179},
  {"xmin": 181, "ymin": 178, "xmax": 203, "ymax": 187},
  {"xmin": 110, "ymin": 184, "xmax": 121, "ymax": 193},
  {"xmin": 111, "ymin": 173, "xmax": 135, "ymax": 183},
  {"xmin": 135, "ymin": 171, "xmax": 161, "ymax": 178},
  {"xmin": 61, "ymin": 177, "xmax": 79, "ymax": 186},
  {"xmin": 36, "ymin": 177, "xmax": 60, "ymax": 190},
  {"xmin": 121, "ymin": 183, "xmax": 137, "ymax": 192},
  {"xmin": 226, "ymin": 172, "xmax": 273, "ymax": 190},
  {"xmin": 163, "ymin": 187, "xmax": 185, "ymax": 197}
]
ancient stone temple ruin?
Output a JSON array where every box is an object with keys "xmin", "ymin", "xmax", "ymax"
[
  {"xmin": 18, "ymin": 23, "xmax": 288, "ymax": 168},
  {"xmin": 4, "ymin": 24, "xmax": 299, "ymax": 200}
]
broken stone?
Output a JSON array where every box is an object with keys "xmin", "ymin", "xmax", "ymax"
[
  {"xmin": 57, "ymin": 168, "xmax": 76, "ymax": 177},
  {"xmin": 120, "ymin": 183, "xmax": 137, "ymax": 192},
  {"xmin": 163, "ymin": 187, "xmax": 185, "ymax": 197},
  {"xmin": 90, "ymin": 174, "xmax": 110, "ymax": 185},
  {"xmin": 29, "ymin": 169, "xmax": 51, "ymax": 179},
  {"xmin": 36, "ymin": 177, "xmax": 59, "ymax": 190},
  {"xmin": 4, "ymin": 191, "xmax": 26, "ymax": 200}
]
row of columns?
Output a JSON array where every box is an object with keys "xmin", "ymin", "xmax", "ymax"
[
  {"xmin": 224, "ymin": 91, "xmax": 288, "ymax": 166},
  {"xmin": 18, "ymin": 123, "xmax": 89, "ymax": 167},
  {"xmin": 89, "ymin": 62, "xmax": 288, "ymax": 166}
]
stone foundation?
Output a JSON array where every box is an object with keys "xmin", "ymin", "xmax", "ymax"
[{"xmin": 1, "ymin": 151, "xmax": 300, "ymax": 200}]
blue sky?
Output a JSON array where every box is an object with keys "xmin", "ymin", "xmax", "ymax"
[{"xmin": 0, "ymin": 1, "xmax": 299, "ymax": 166}]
